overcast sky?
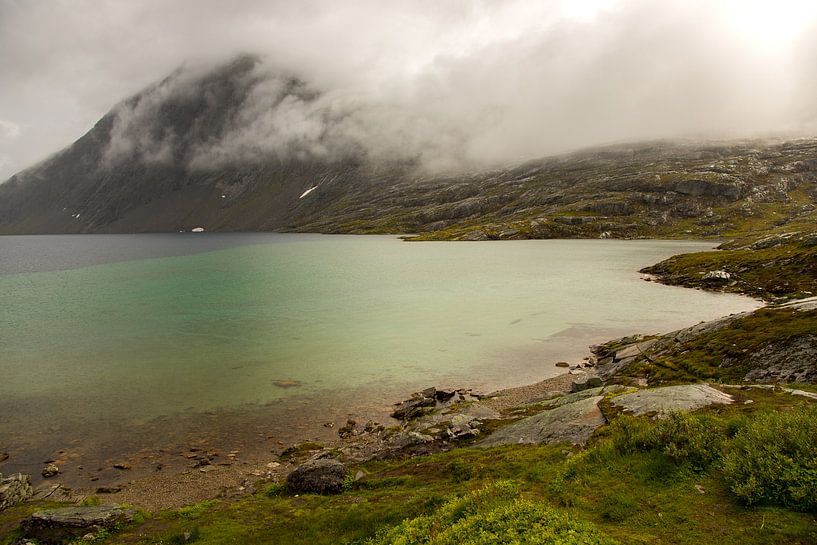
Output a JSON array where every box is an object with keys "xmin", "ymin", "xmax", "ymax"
[{"xmin": 1, "ymin": 0, "xmax": 817, "ymax": 179}]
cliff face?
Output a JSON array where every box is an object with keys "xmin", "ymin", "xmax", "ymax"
[{"xmin": 1, "ymin": 55, "xmax": 816, "ymax": 237}]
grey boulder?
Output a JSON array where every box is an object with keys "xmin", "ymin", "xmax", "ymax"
[
  {"xmin": 286, "ymin": 459, "xmax": 347, "ymax": 495},
  {"xmin": 22, "ymin": 505, "xmax": 136, "ymax": 544}
]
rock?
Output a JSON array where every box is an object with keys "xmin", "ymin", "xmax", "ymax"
[
  {"xmin": 21, "ymin": 505, "xmax": 136, "ymax": 544},
  {"xmin": 702, "ymin": 270, "xmax": 731, "ymax": 282},
  {"xmin": 112, "ymin": 463, "xmax": 131, "ymax": 470},
  {"xmin": 555, "ymin": 361, "xmax": 570, "ymax": 368},
  {"xmin": 391, "ymin": 431, "xmax": 435, "ymax": 448},
  {"xmin": 363, "ymin": 421, "xmax": 383, "ymax": 433},
  {"xmin": 673, "ymin": 179, "xmax": 742, "ymax": 200},
  {"xmin": 95, "ymin": 487, "xmax": 121, "ymax": 494},
  {"xmin": 0, "ymin": 473, "xmax": 33, "ymax": 511},
  {"xmin": 739, "ymin": 335, "xmax": 817, "ymax": 383},
  {"xmin": 434, "ymin": 389, "xmax": 457, "ymax": 402},
  {"xmin": 554, "ymin": 215, "xmax": 597, "ymax": 225},
  {"xmin": 285, "ymin": 459, "xmax": 347, "ymax": 495},
  {"xmin": 611, "ymin": 384, "xmax": 733, "ymax": 416},
  {"xmin": 570, "ymin": 375, "xmax": 603, "ymax": 393},
  {"xmin": 354, "ymin": 470, "xmax": 365, "ymax": 482},
  {"xmin": 41, "ymin": 465, "xmax": 59, "ymax": 478},
  {"xmin": 338, "ymin": 419, "xmax": 357, "ymax": 438},
  {"xmin": 802, "ymin": 233, "xmax": 817, "ymax": 247},
  {"xmin": 461, "ymin": 230, "xmax": 488, "ymax": 241},
  {"xmin": 784, "ymin": 388, "xmax": 817, "ymax": 401},
  {"xmin": 479, "ymin": 395, "xmax": 606, "ymax": 448},
  {"xmin": 0, "ymin": 452, "xmax": 8, "ymax": 463},
  {"xmin": 614, "ymin": 340, "xmax": 657, "ymax": 361},
  {"xmin": 750, "ymin": 232, "xmax": 800, "ymax": 250},
  {"xmin": 391, "ymin": 395, "xmax": 436, "ymax": 420}
]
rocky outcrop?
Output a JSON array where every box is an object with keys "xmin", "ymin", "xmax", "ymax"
[
  {"xmin": 739, "ymin": 335, "xmax": 817, "ymax": 383},
  {"xmin": 611, "ymin": 384, "xmax": 733, "ymax": 416},
  {"xmin": 570, "ymin": 373, "xmax": 603, "ymax": 392},
  {"xmin": 479, "ymin": 392, "xmax": 606, "ymax": 448},
  {"xmin": 673, "ymin": 178, "xmax": 743, "ymax": 200},
  {"xmin": 21, "ymin": 505, "xmax": 136, "ymax": 544},
  {"xmin": 391, "ymin": 387, "xmax": 482, "ymax": 420},
  {"xmin": 0, "ymin": 473, "xmax": 33, "ymax": 511},
  {"xmin": 285, "ymin": 459, "xmax": 347, "ymax": 495}
]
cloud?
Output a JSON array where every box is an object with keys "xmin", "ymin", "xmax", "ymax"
[
  {"xmin": 0, "ymin": 120, "xmax": 20, "ymax": 141},
  {"xmin": 1, "ymin": 0, "xmax": 817, "ymax": 179}
]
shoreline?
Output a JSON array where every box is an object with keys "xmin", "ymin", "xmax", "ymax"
[{"xmin": 0, "ymin": 236, "xmax": 767, "ymax": 511}]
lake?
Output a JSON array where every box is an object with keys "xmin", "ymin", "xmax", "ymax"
[{"xmin": 0, "ymin": 234, "xmax": 760, "ymax": 480}]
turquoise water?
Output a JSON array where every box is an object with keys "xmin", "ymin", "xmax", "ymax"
[{"xmin": 0, "ymin": 234, "xmax": 760, "ymax": 439}]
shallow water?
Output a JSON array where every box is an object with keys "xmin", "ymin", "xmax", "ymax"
[{"xmin": 0, "ymin": 234, "xmax": 760, "ymax": 475}]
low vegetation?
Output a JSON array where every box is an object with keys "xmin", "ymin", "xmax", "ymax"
[{"xmin": 3, "ymin": 389, "xmax": 812, "ymax": 545}]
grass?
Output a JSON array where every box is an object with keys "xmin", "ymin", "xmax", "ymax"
[{"xmin": 0, "ymin": 392, "xmax": 799, "ymax": 544}]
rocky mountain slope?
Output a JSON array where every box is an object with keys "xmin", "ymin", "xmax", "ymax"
[{"xmin": 1, "ymin": 56, "xmax": 816, "ymax": 239}]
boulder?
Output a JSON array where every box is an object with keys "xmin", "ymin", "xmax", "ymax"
[
  {"xmin": 41, "ymin": 464, "xmax": 59, "ymax": 478},
  {"xmin": 0, "ymin": 473, "xmax": 33, "ymax": 511},
  {"xmin": 611, "ymin": 384, "xmax": 733, "ymax": 416},
  {"xmin": 479, "ymin": 395, "xmax": 605, "ymax": 448},
  {"xmin": 21, "ymin": 505, "xmax": 136, "ymax": 544},
  {"xmin": 570, "ymin": 375, "xmax": 603, "ymax": 393},
  {"xmin": 390, "ymin": 430, "xmax": 436, "ymax": 448},
  {"xmin": 702, "ymin": 270, "xmax": 731, "ymax": 282},
  {"xmin": 392, "ymin": 394, "xmax": 436, "ymax": 420},
  {"xmin": 434, "ymin": 389, "xmax": 457, "ymax": 402},
  {"xmin": 285, "ymin": 459, "xmax": 347, "ymax": 495}
]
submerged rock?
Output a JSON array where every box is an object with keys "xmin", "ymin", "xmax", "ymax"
[
  {"xmin": 21, "ymin": 505, "xmax": 136, "ymax": 544},
  {"xmin": 286, "ymin": 459, "xmax": 347, "ymax": 495},
  {"xmin": 0, "ymin": 473, "xmax": 33, "ymax": 511}
]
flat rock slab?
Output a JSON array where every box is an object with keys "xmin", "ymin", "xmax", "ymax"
[
  {"xmin": 479, "ymin": 395, "xmax": 605, "ymax": 448},
  {"xmin": 612, "ymin": 384, "xmax": 733, "ymax": 416},
  {"xmin": 22, "ymin": 505, "xmax": 136, "ymax": 544}
]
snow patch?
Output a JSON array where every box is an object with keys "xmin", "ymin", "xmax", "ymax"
[
  {"xmin": 299, "ymin": 186, "xmax": 318, "ymax": 199},
  {"xmin": 191, "ymin": 227, "xmax": 205, "ymax": 233}
]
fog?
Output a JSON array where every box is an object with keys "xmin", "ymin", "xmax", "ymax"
[{"xmin": 1, "ymin": 0, "xmax": 816, "ymax": 178}]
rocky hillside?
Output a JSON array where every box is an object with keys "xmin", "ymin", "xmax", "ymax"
[{"xmin": 1, "ymin": 56, "xmax": 816, "ymax": 238}]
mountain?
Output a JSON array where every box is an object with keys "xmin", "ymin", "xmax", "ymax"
[
  {"xmin": 1, "ymin": 55, "xmax": 817, "ymax": 239},
  {"xmin": 0, "ymin": 55, "xmax": 375, "ymax": 234}
]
